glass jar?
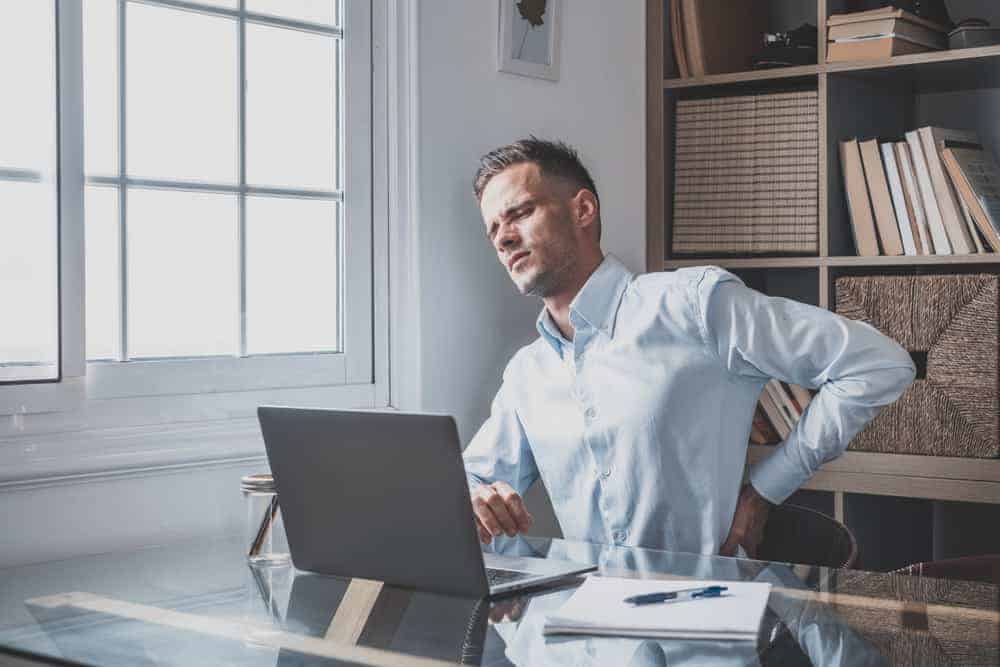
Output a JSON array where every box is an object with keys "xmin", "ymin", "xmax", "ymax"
[{"xmin": 241, "ymin": 473, "xmax": 289, "ymax": 566}]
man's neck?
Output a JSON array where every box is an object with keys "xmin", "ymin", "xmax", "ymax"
[{"xmin": 542, "ymin": 254, "xmax": 604, "ymax": 342}]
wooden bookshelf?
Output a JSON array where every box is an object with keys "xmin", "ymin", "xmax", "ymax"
[{"xmin": 647, "ymin": 0, "xmax": 1000, "ymax": 515}]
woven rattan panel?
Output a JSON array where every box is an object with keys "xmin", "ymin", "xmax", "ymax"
[
  {"xmin": 672, "ymin": 90, "xmax": 819, "ymax": 256},
  {"xmin": 836, "ymin": 274, "xmax": 999, "ymax": 458}
]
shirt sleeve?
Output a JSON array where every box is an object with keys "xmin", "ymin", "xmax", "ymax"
[
  {"xmin": 695, "ymin": 268, "xmax": 916, "ymax": 505},
  {"xmin": 463, "ymin": 373, "xmax": 539, "ymax": 496}
]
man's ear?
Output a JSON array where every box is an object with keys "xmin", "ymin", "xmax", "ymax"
[{"xmin": 570, "ymin": 189, "xmax": 599, "ymax": 234}]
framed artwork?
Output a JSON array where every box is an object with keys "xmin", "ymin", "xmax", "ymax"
[{"xmin": 497, "ymin": 0, "xmax": 561, "ymax": 81}]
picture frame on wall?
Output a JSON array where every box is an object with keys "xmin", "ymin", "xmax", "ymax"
[{"xmin": 498, "ymin": 0, "xmax": 561, "ymax": 81}]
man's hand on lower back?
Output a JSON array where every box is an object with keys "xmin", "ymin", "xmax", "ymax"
[
  {"xmin": 720, "ymin": 483, "xmax": 773, "ymax": 558},
  {"xmin": 470, "ymin": 481, "xmax": 534, "ymax": 543}
]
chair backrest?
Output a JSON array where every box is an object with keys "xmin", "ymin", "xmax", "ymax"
[
  {"xmin": 894, "ymin": 555, "xmax": 1000, "ymax": 585},
  {"xmin": 756, "ymin": 504, "xmax": 858, "ymax": 569}
]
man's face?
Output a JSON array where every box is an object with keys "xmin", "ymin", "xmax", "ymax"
[{"xmin": 479, "ymin": 162, "xmax": 579, "ymax": 297}]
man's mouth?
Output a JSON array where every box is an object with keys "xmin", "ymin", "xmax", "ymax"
[{"xmin": 508, "ymin": 251, "xmax": 530, "ymax": 272}]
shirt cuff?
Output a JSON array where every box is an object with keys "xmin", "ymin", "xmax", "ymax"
[{"xmin": 748, "ymin": 436, "xmax": 814, "ymax": 505}]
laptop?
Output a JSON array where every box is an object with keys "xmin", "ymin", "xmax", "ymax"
[{"xmin": 257, "ymin": 406, "xmax": 596, "ymax": 598}]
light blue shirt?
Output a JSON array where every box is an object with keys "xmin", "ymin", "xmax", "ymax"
[{"xmin": 464, "ymin": 255, "xmax": 915, "ymax": 555}]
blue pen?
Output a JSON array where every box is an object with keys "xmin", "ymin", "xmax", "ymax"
[{"xmin": 623, "ymin": 585, "xmax": 728, "ymax": 606}]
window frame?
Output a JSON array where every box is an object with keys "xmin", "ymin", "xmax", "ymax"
[{"xmin": 0, "ymin": 0, "xmax": 380, "ymax": 418}]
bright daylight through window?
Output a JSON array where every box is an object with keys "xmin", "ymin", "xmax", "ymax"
[
  {"xmin": 0, "ymin": 3, "xmax": 60, "ymax": 383},
  {"xmin": 82, "ymin": 0, "xmax": 343, "ymax": 363}
]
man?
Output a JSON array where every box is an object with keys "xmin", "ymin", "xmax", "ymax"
[{"xmin": 464, "ymin": 137, "xmax": 915, "ymax": 557}]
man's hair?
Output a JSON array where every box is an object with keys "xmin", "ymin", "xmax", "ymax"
[{"xmin": 473, "ymin": 136, "xmax": 599, "ymax": 207}]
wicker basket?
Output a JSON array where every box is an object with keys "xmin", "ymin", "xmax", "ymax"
[
  {"xmin": 835, "ymin": 274, "xmax": 999, "ymax": 458},
  {"xmin": 671, "ymin": 89, "xmax": 819, "ymax": 256}
]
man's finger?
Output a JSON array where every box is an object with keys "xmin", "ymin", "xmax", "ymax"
[
  {"xmin": 472, "ymin": 494, "xmax": 503, "ymax": 538},
  {"xmin": 719, "ymin": 530, "xmax": 740, "ymax": 557},
  {"xmin": 493, "ymin": 482, "xmax": 533, "ymax": 532},
  {"xmin": 484, "ymin": 487, "xmax": 519, "ymax": 536},
  {"xmin": 474, "ymin": 517, "xmax": 492, "ymax": 543}
]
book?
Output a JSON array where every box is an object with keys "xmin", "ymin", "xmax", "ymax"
[
  {"xmin": 766, "ymin": 379, "xmax": 796, "ymax": 422},
  {"xmin": 680, "ymin": 0, "xmax": 765, "ymax": 76},
  {"xmin": 941, "ymin": 146, "xmax": 1000, "ymax": 252},
  {"xmin": 670, "ymin": 0, "xmax": 689, "ymax": 78},
  {"xmin": 894, "ymin": 141, "xmax": 931, "ymax": 254},
  {"xmin": 881, "ymin": 142, "xmax": 917, "ymax": 255},
  {"xmin": 839, "ymin": 138, "xmax": 880, "ymax": 256},
  {"xmin": 959, "ymin": 195, "xmax": 986, "ymax": 253},
  {"xmin": 859, "ymin": 139, "xmax": 904, "ymax": 255},
  {"xmin": 786, "ymin": 383, "xmax": 813, "ymax": 413},
  {"xmin": 765, "ymin": 380, "xmax": 797, "ymax": 431},
  {"xmin": 827, "ymin": 35, "xmax": 933, "ymax": 62},
  {"xmin": 827, "ymin": 7, "xmax": 949, "ymax": 34},
  {"xmin": 751, "ymin": 405, "xmax": 781, "ymax": 445},
  {"xmin": 758, "ymin": 387, "xmax": 791, "ymax": 440},
  {"xmin": 906, "ymin": 130, "xmax": 952, "ymax": 254},
  {"xmin": 543, "ymin": 577, "xmax": 772, "ymax": 640},
  {"xmin": 827, "ymin": 17, "xmax": 946, "ymax": 49},
  {"xmin": 918, "ymin": 126, "xmax": 981, "ymax": 254}
]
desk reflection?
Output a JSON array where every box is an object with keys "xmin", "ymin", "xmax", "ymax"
[
  {"xmin": 485, "ymin": 537, "xmax": 886, "ymax": 666},
  {"xmin": 275, "ymin": 572, "xmax": 489, "ymax": 665}
]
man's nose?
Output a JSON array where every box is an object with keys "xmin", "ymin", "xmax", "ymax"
[{"xmin": 496, "ymin": 226, "xmax": 519, "ymax": 252}]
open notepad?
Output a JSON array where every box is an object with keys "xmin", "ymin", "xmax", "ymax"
[{"xmin": 543, "ymin": 577, "xmax": 771, "ymax": 640}]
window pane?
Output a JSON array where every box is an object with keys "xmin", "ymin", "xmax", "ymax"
[
  {"xmin": 127, "ymin": 189, "xmax": 238, "ymax": 358},
  {"xmin": 0, "ymin": 182, "xmax": 59, "ymax": 380},
  {"xmin": 246, "ymin": 24, "xmax": 337, "ymax": 191},
  {"xmin": 246, "ymin": 1, "xmax": 337, "ymax": 26},
  {"xmin": 246, "ymin": 197, "xmax": 338, "ymax": 354},
  {"xmin": 0, "ymin": 1, "xmax": 56, "ymax": 173},
  {"xmin": 127, "ymin": 4, "xmax": 238, "ymax": 184},
  {"xmin": 83, "ymin": 0, "xmax": 118, "ymax": 176},
  {"xmin": 195, "ymin": 0, "xmax": 239, "ymax": 8},
  {"xmin": 85, "ymin": 186, "xmax": 120, "ymax": 361}
]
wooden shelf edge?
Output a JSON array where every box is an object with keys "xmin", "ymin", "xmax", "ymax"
[
  {"xmin": 662, "ymin": 256, "xmax": 1000, "ymax": 270},
  {"xmin": 663, "ymin": 64, "xmax": 820, "ymax": 90},
  {"xmin": 661, "ymin": 45, "xmax": 1000, "ymax": 91},
  {"xmin": 801, "ymin": 471, "xmax": 1000, "ymax": 504},
  {"xmin": 749, "ymin": 445, "xmax": 1000, "ymax": 484},
  {"xmin": 664, "ymin": 257, "xmax": 821, "ymax": 269},
  {"xmin": 827, "ymin": 254, "xmax": 1000, "ymax": 267},
  {"xmin": 825, "ymin": 44, "xmax": 1000, "ymax": 75}
]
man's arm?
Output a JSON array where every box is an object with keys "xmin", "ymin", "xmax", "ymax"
[
  {"xmin": 464, "ymin": 378, "xmax": 539, "ymax": 542},
  {"xmin": 697, "ymin": 269, "xmax": 915, "ymax": 550}
]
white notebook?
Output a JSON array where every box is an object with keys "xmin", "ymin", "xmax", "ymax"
[{"xmin": 543, "ymin": 577, "xmax": 771, "ymax": 640}]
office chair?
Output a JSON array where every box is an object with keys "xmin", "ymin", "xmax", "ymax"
[{"xmin": 756, "ymin": 504, "xmax": 858, "ymax": 569}]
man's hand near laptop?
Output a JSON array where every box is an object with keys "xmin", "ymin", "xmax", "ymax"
[{"xmin": 471, "ymin": 481, "xmax": 534, "ymax": 543}]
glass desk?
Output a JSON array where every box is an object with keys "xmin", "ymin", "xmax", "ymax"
[{"xmin": 0, "ymin": 535, "xmax": 996, "ymax": 666}]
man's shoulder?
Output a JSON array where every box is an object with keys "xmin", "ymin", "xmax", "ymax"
[{"xmin": 629, "ymin": 265, "xmax": 742, "ymax": 301}]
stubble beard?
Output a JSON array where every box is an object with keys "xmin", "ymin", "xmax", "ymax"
[{"xmin": 516, "ymin": 248, "xmax": 577, "ymax": 298}]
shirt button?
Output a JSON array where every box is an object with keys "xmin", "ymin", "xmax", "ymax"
[
  {"xmin": 601, "ymin": 467, "xmax": 612, "ymax": 479},
  {"xmin": 613, "ymin": 530, "xmax": 627, "ymax": 544},
  {"xmin": 584, "ymin": 407, "xmax": 597, "ymax": 421}
]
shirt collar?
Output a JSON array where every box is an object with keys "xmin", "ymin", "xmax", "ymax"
[{"xmin": 535, "ymin": 254, "xmax": 633, "ymax": 356}]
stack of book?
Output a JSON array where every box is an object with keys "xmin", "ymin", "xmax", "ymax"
[
  {"xmin": 827, "ymin": 6, "xmax": 948, "ymax": 62},
  {"xmin": 751, "ymin": 379, "xmax": 813, "ymax": 445},
  {"xmin": 672, "ymin": 90, "xmax": 819, "ymax": 256},
  {"xmin": 840, "ymin": 128, "xmax": 1000, "ymax": 256}
]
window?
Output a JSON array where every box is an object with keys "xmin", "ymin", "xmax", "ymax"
[
  {"xmin": 1, "ymin": 0, "xmax": 376, "ymax": 416},
  {"xmin": 0, "ymin": 2, "xmax": 60, "ymax": 383}
]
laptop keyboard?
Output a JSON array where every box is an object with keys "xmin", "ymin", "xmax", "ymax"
[{"xmin": 486, "ymin": 567, "xmax": 536, "ymax": 587}]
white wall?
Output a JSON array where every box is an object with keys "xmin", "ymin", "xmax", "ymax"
[
  {"xmin": 410, "ymin": 1, "xmax": 647, "ymax": 533},
  {"xmin": 413, "ymin": 0, "xmax": 647, "ymax": 436}
]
